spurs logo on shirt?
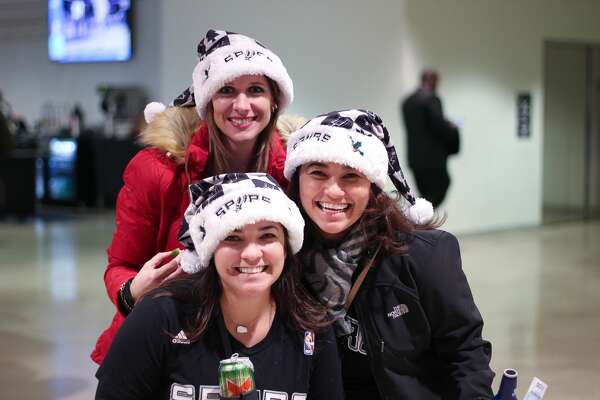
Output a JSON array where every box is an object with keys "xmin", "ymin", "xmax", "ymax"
[
  {"xmin": 345, "ymin": 315, "xmax": 367, "ymax": 355},
  {"xmin": 170, "ymin": 384, "xmax": 307, "ymax": 400}
]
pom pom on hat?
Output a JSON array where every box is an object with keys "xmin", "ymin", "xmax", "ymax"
[
  {"xmin": 180, "ymin": 248, "xmax": 202, "ymax": 274},
  {"xmin": 405, "ymin": 197, "xmax": 434, "ymax": 225},
  {"xmin": 144, "ymin": 102, "xmax": 166, "ymax": 123}
]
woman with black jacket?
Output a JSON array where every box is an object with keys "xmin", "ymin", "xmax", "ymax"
[{"xmin": 284, "ymin": 109, "xmax": 494, "ymax": 399}]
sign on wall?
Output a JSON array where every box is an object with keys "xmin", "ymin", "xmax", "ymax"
[{"xmin": 517, "ymin": 93, "xmax": 531, "ymax": 138}]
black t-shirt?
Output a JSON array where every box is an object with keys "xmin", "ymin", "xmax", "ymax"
[
  {"xmin": 339, "ymin": 305, "xmax": 382, "ymax": 400},
  {"xmin": 96, "ymin": 295, "xmax": 343, "ymax": 400}
]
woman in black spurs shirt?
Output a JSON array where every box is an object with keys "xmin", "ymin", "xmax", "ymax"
[{"xmin": 96, "ymin": 173, "xmax": 343, "ymax": 400}]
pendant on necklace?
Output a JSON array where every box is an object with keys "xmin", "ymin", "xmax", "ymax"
[{"xmin": 236, "ymin": 325, "xmax": 248, "ymax": 334}]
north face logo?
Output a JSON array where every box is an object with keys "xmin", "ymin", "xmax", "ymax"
[{"xmin": 387, "ymin": 304, "xmax": 409, "ymax": 319}]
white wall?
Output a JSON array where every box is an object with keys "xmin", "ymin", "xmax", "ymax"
[
  {"xmin": 157, "ymin": 0, "xmax": 406, "ymax": 120},
  {"xmin": 0, "ymin": 0, "xmax": 161, "ymax": 126},
  {"xmin": 2, "ymin": 0, "xmax": 600, "ymax": 233},
  {"xmin": 400, "ymin": 0, "xmax": 600, "ymax": 232}
]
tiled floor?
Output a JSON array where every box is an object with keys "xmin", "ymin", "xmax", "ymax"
[{"xmin": 1, "ymin": 211, "xmax": 599, "ymax": 399}]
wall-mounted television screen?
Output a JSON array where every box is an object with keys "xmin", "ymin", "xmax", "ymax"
[{"xmin": 48, "ymin": 0, "xmax": 132, "ymax": 63}]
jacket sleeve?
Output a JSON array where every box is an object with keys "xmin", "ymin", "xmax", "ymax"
[
  {"xmin": 103, "ymin": 150, "xmax": 163, "ymax": 310},
  {"xmin": 416, "ymin": 231, "xmax": 494, "ymax": 399},
  {"xmin": 95, "ymin": 295, "xmax": 172, "ymax": 399},
  {"xmin": 426, "ymin": 96, "xmax": 453, "ymax": 140},
  {"xmin": 308, "ymin": 327, "xmax": 344, "ymax": 400}
]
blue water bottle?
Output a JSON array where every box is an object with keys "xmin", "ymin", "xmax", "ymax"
[{"xmin": 493, "ymin": 368, "xmax": 518, "ymax": 400}]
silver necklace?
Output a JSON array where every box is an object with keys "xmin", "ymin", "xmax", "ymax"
[{"xmin": 233, "ymin": 301, "xmax": 275, "ymax": 335}]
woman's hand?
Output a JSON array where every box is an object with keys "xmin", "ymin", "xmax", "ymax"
[{"xmin": 129, "ymin": 251, "xmax": 184, "ymax": 302}]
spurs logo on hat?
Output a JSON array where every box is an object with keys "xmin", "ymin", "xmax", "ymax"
[
  {"xmin": 349, "ymin": 136, "xmax": 364, "ymax": 156},
  {"xmin": 178, "ymin": 173, "xmax": 304, "ymax": 273},
  {"xmin": 284, "ymin": 109, "xmax": 434, "ymax": 225}
]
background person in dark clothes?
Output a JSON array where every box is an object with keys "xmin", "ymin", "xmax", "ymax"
[
  {"xmin": 0, "ymin": 112, "xmax": 14, "ymax": 158},
  {"xmin": 402, "ymin": 69, "xmax": 460, "ymax": 208},
  {"xmin": 0, "ymin": 91, "xmax": 15, "ymax": 158}
]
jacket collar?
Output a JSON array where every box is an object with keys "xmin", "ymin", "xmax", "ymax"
[
  {"xmin": 184, "ymin": 124, "xmax": 287, "ymax": 184},
  {"xmin": 185, "ymin": 124, "xmax": 210, "ymax": 183}
]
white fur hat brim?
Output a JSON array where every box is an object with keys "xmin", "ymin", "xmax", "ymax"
[
  {"xmin": 192, "ymin": 38, "xmax": 293, "ymax": 119},
  {"xmin": 284, "ymin": 124, "xmax": 389, "ymax": 189},
  {"xmin": 181, "ymin": 183, "xmax": 304, "ymax": 274}
]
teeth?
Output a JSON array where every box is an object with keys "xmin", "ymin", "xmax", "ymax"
[
  {"xmin": 319, "ymin": 202, "xmax": 350, "ymax": 211},
  {"xmin": 230, "ymin": 117, "xmax": 255, "ymax": 125},
  {"xmin": 237, "ymin": 266, "xmax": 266, "ymax": 274}
]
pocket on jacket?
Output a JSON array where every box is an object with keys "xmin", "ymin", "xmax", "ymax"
[{"xmin": 367, "ymin": 284, "xmax": 431, "ymax": 356}]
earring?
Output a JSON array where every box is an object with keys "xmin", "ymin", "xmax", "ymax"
[{"xmin": 271, "ymin": 104, "xmax": 278, "ymax": 113}]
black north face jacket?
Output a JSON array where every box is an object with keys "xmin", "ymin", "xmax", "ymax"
[{"xmin": 352, "ymin": 229, "xmax": 494, "ymax": 399}]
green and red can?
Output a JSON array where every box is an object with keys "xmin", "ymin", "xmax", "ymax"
[{"xmin": 218, "ymin": 353, "xmax": 256, "ymax": 398}]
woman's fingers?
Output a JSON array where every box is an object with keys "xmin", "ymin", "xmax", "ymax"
[
  {"xmin": 153, "ymin": 255, "xmax": 181, "ymax": 280},
  {"xmin": 144, "ymin": 250, "xmax": 178, "ymax": 269},
  {"xmin": 162, "ymin": 264, "xmax": 186, "ymax": 285},
  {"xmin": 131, "ymin": 251, "xmax": 181, "ymax": 300}
]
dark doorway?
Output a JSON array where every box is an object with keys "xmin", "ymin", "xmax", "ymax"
[{"xmin": 542, "ymin": 41, "xmax": 600, "ymax": 223}]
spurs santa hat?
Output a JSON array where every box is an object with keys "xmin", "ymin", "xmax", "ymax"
[
  {"xmin": 284, "ymin": 109, "xmax": 434, "ymax": 225},
  {"xmin": 144, "ymin": 29, "xmax": 293, "ymax": 123},
  {"xmin": 177, "ymin": 173, "xmax": 304, "ymax": 274}
]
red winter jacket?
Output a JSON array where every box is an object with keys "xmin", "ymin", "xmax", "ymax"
[{"xmin": 91, "ymin": 124, "xmax": 288, "ymax": 364}]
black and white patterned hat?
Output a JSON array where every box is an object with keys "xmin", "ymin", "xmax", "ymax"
[
  {"xmin": 178, "ymin": 173, "xmax": 304, "ymax": 273},
  {"xmin": 284, "ymin": 109, "xmax": 433, "ymax": 224},
  {"xmin": 177, "ymin": 29, "xmax": 293, "ymax": 119},
  {"xmin": 144, "ymin": 30, "xmax": 294, "ymax": 124}
]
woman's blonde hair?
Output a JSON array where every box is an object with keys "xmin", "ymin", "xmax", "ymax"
[
  {"xmin": 204, "ymin": 77, "xmax": 281, "ymax": 176},
  {"xmin": 140, "ymin": 77, "xmax": 283, "ymax": 174}
]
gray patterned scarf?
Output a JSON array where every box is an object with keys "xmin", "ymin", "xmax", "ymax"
[{"xmin": 301, "ymin": 225, "xmax": 370, "ymax": 336}]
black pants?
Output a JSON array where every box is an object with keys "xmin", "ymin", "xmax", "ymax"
[{"xmin": 412, "ymin": 168, "xmax": 450, "ymax": 208}]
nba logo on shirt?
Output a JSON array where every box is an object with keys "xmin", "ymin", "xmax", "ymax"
[{"xmin": 303, "ymin": 331, "xmax": 315, "ymax": 355}]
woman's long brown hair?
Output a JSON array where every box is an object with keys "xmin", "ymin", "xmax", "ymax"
[
  {"xmin": 286, "ymin": 169, "xmax": 443, "ymax": 255},
  {"xmin": 155, "ymin": 240, "xmax": 331, "ymax": 342}
]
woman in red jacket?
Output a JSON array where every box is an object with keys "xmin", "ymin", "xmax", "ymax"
[{"xmin": 92, "ymin": 29, "xmax": 297, "ymax": 364}]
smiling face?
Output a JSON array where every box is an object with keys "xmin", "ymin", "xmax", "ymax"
[
  {"xmin": 299, "ymin": 162, "xmax": 371, "ymax": 241},
  {"xmin": 211, "ymin": 74, "xmax": 274, "ymax": 147},
  {"xmin": 213, "ymin": 220, "xmax": 286, "ymax": 297}
]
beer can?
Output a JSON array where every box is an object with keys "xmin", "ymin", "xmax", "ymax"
[{"xmin": 218, "ymin": 353, "xmax": 256, "ymax": 398}]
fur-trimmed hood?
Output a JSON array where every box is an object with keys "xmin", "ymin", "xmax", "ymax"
[
  {"xmin": 138, "ymin": 107, "xmax": 199, "ymax": 165},
  {"xmin": 138, "ymin": 107, "xmax": 306, "ymax": 165}
]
